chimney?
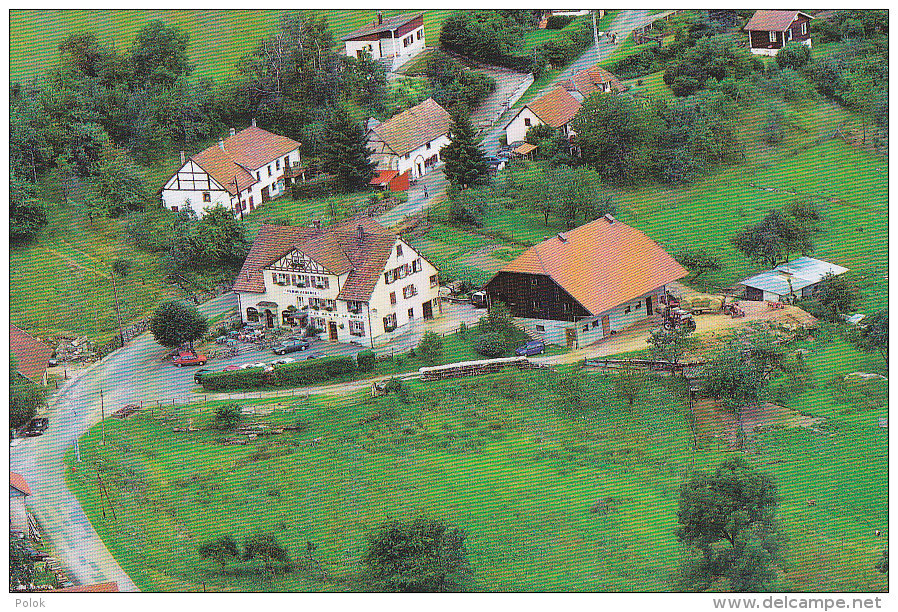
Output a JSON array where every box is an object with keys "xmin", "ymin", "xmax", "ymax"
[
  {"xmin": 218, "ymin": 138, "xmax": 225, "ymax": 151},
  {"xmin": 603, "ymin": 213, "xmax": 616, "ymax": 224},
  {"xmin": 377, "ymin": 11, "xmax": 383, "ymax": 24},
  {"xmin": 251, "ymin": 118, "xmax": 257, "ymax": 128},
  {"xmin": 179, "ymin": 151, "xmax": 185, "ymax": 165},
  {"xmin": 357, "ymin": 224, "xmax": 364, "ymax": 242},
  {"xmin": 229, "ymin": 127, "xmax": 236, "ymax": 137}
]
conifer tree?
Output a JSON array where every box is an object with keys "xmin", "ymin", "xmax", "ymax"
[
  {"xmin": 441, "ymin": 108, "xmax": 488, "ymax": 188},
  {"xmin": 321, "ymin": 105, "xmax": 376, "ymax": 192}
]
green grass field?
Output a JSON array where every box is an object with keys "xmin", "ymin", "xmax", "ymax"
[
  {"xmin": 10, "ymin": 9, "xmax": 453, "ymax": 84},
  {"xmin": 68, "ymin": 331, "xmax": 887, "ymax": 592}
]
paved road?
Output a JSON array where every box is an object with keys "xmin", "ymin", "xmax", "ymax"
[
  {"xmin": 478, "ymin": 9, "xmax": 651, "ymax": 155},
  {"xmin": 377, "ymin": 169, "xmax": 449, "ymax": 228}
]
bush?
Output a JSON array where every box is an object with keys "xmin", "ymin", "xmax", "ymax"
[
  {"xmin": 417, "ymin": 331, "xmax": 444, "ymax": 364},
  {"xmin": 291, "ymin": 174, "xmax": 339, "ymax": 199},
  {"xmin": 396, "ymin": 191, "xmax": 409, "ymax": 203},
  {"xmin": 546, "ymin": 14, "xmax": 575, "ymax": 29},
  {"xmin": 214, "ymin": 403, "xmax": 242, "ymax": 430},
  {"xmin": 357, "ymin": 350, "xmax": 376, "ymax": 372},
  {"xmin": 775, "ymin": 42, "xmax": 812, "ymax": 69},
  {"xmin": 383, "ymin": 377, "xmax": 403, "ymax": 394},
  {"xmin": 304, "ymin": 325, "xmax": 321, "ymax": 338},
  {"xmin": 475, "ymin": 332, "xmax": 507, "ymax": 357},
  {"xmin": 112, "ymin": 258, "xmax": 132, "ymax": 277}
]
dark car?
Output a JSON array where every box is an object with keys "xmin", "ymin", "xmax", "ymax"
[
  {"xmin": 273, "ymin": 338, "xmax": 310, "ymax": 355},
  {"xmin": 194, "ymin": 369, "xmax": 211, "ymax": 384},
  {"xmin": 23, "ymin": 417, "xmax": 49, "ymax": 437},
  {"xmin": 515, "ymin": 340, "xmax": 545, "ymax": 356}
]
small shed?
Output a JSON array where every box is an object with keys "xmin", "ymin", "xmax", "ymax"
[
  {"xmin": 10, "ymin": 472, "xmax": 31, "ymax": 534},
  {"xmin": 369, "ymin": 169, "xmax": 410, "ymax": 192},
  {"xmin": 513, "ymin": 142, "xmax": 537, "ymax": 160},
  {"xmin": 740, "ymin": 256, "xmax": 849, "ymax": 302}
]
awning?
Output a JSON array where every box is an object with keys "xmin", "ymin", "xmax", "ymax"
[
  {"xmin": 370, "ymin": 170, "xmax": 399, "ymax": 186},
  {"xmin": 257, "ymin": 301, "xmax": 278, "ymax": 309},
  {"xmin": 514, "ymin": 143, "xmax": 537, "ymax": 155}
]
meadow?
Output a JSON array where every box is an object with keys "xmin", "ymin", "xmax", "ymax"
[
  {"xmin": 10, "ymin": 9, "xmax": 453, "ymax": 84},
  {"xmin": 67, "ymin": 332, "xmax": 888, "ymax": 592}
]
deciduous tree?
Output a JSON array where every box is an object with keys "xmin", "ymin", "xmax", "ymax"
[
  {"xmin": 851, "ymin": 309, "xmax": 888, "ymax": 365},
  {"xmin": 198, "ymin": 535, "xmax": 240, "ymax": 570},
  {"xmin": 732, "ymin": 210, "xmax": 814, "ymax": 269},
  {"xmin": 150, "ymin": 301, "xmax": 209, "ymax": 350}
]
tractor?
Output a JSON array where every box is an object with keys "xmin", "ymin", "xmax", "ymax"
[{"xmin": 662, "ymin": 306, "xmax": 697, "ymax": 331}]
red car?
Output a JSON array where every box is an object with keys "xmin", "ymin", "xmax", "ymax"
[{"xmin": 172, "ymin": 350, "xmax": 207, "ymax": 367}]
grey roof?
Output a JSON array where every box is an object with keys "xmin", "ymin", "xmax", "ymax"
[{"xmin": 740, "ymin": 256, "xmax": 849, "ymax": 296}]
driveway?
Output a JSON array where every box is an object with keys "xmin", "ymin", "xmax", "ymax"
[{"xmin": 377, "ymin": 169, "xmax": 449, "ymax": 228}]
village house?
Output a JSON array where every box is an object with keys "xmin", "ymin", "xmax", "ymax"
[
  {"xmin": 233, "ymin": 216, "xmax": 441, "ymax": 347},
  {"xmin": 744, "ymin": 10, "xmax": 813, "ymax": 56},
  {"xmin": 10, "ymin": 471, "xmax": 31, "ymax": 534},
  {"xmin": 342, "ymin": 12, "xmax": 426, "ymax": 72},
  {"xmin": 10, "ymin": 323, "xmax": 53, "ymax": 386},
  {"xmin": 161, "ymin": 120, "xmax": 301, "ymax": 218},
  {"xmin": 503, "ymin": 86, "xmax": 582, "ymax": 146},
  {"xmin": 561, "ymin": 63, "xmax": 626, "ymax": 102},
  {"xmin": 739, "ymin": 256, "xmax": 848, "ymax": 302},
  {"xmin": 366, "ymin": 97, "xmax": 452, "ymax": 180},
  {"xmin": 484, "ymin": 215, "xmax": 688, "ymax": 348}
]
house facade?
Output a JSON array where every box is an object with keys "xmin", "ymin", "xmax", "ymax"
[
  {"xmin": 740, "ymin": 256, "xmax": 848, "ymax": 302},
  {"xmin": 342, "ymin": 12, "xmax": 425, "ymax": 71},
  {"xmin": 484, "ymin": 216, "xmax": 688, "ymax": 348},
  {"xmin": 744, "ymin": 10, "xmax": 813, "ymax": 56},
  {"xmin": 161, "ymin": 120, "xmax": 301, "ymax": 218},
  {"xmin": 233, "ymin": 217, "xmax": 441, "ymax": 347},
  {"xmin": 10, "ymin": 472, "xmax": 31, "ymax": 534},
  {"xmin": 503, "ymin": 86, "xmax": 582, "ymax": 145},
  {"xmin": 366, "ymin": 97, "xmax": 452, "ymax": 179}
]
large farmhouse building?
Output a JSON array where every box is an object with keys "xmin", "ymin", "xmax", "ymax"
[
  {"xmin": 342, "ymin": 12, "xmax": 426, "ymax": 71},
  {"xmin": 503, "ymin": 86, "xmax": 582, "ymax": 145},
  {"xmin": 744, "ymin": 10, "xmax": 813, "ymax": 56},
  {"xmin": 366, "ymin": 97, "xmax": 452, "ymax": 180},
  {"xmin": 233, "ymin": 216, "xmax": 441, "ymax": 347},
  {"xmin": 739, "ymin": 256, "xmax": 848, "ymax": 302},
  {"xmin": 484, "ymin": 216, "xmax": 688, "ymax": 348},
  {"xmin": 161, "ymin": 121, "xmax": 301, "ymax": 218}
]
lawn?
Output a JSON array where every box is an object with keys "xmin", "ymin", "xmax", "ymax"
[
  {"xmin": 620, "ymin": 70, "xmax": 674, "ymax": 99},
  {"xmin": 520, "ymin": 10, "xmax": 619, "ymax": 53},
  {"xmin": 10, "ymin": 9, "xmax": 454, "ymax": 84},
  {"xmin": 68, "ymin": 334, "xmax": 888, "ymax": 592}
]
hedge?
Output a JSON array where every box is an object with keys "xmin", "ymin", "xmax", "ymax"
[
  {"xmin": 291, "ymin": 174, "xmax": 339, "ymax": 199},
  {"xmin": 200, "ymin": 355, "xmax": 358, "ymax": 390}
]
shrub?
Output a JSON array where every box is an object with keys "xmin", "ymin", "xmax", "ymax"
[
  {"xmin": 201, "ymin": 356, "xmax": 358, "ymax": 390},
  {"xmin": 475, "ymin": 332, "xmax": 507, "ymax": 357},
  {"xmin": 775, "ymin": 42, "xmax": 812, "ymax": 69},
  {"xmin": 417, "ymin": 331, "xmax": 444, "ymax": 364},
  {"xmin": 214, "ymin": 403, "xmax": 242, "ymax": 429},
  {"xmin": 396, "ymin": 191, "xmax": 409, "ymax": 203},
  {"xmin": 198, "ymin": 535, "xmax": 240, "ymax": 569},
  {"xmin": 383, "ymin": 377, "xmax": 403, "ymax": 394},
  {"xmin": 291, "ymin": 174, "xmax": 339, "ymax": 199},
  {"xmin": 458, "ymin": 321, "xmax": 468, "ymax": 337},
  {"xmin": 546, "ymin": 14, "xmax": 575, "ymax": 29},
  {"xmin": 112, "ymin": 258, "xmax": 132, "ymax": 277},
  {"xmin": 357, "ymin": 350, "xmax": 376, "ymax": 372},
  {"xmin": 304, "ymin": 325, "xmax": 321, "ymax": 338}
]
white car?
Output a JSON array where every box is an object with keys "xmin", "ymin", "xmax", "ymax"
[
  {"xmin": 240, "ymin": 362, "xmax": 271, "ymax": 371},
  {"xmin": 273, "ymin": 357, "xmax": 296, "ymax": 365}
]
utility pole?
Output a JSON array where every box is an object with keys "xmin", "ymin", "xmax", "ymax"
[
  {"xmin": 100, "ymin": 388, "xmax": 106, "ymax": 446},
  {"xmin": 592, "ymin": 10, "xmax": 600, "ymax": 48}
]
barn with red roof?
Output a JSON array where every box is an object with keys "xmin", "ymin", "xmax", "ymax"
[{"xmin": 10, "ymin": 323, "xmax": 53, "ymax": 385}]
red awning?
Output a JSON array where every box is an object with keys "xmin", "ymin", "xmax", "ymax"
[{"xmin": 370, "ymin": 170, "xmax": 399, "ymax": 186}]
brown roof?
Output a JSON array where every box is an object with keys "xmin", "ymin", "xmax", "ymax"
[
  {"xmin": 233, "ymin": 216, "xmax": 396, "ymax": 302},
  {"xmin": 492, "ymin": 216, "xmax": 688, "ymax": 316},
  {"xmin": 10, "ymin": 324, "xmax": 52, "ymax": 383},
  {"xmin": 564, "ymin": 64, "xmax": 626, "ymax": 96},
  {"xmin": 526, "ymin": 86, "xmax": 582, "ymax": 129},
  {"xmin": 186, "ymin": 126, "xmax": 300, "ymax": 196},
  {"xmin": 369, "ymin": 98, "xmax": 452, "ymax": 156},
  {"xmin": 10, "ymin": 471, "xmax": 31, "ymax": 496},
  {"xmin": 744, "ymin": 10, "xmax": 813, "ymax": 32},
  {"xmin": 342, "ymin": 12, "xmax": 423, "ymax": 40},
  {"xmin": 50, "ymin": 581, "xmax": 120, "ymax": 593}
]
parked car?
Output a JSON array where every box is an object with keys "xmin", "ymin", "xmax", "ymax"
[
  {"xmin": 471, "ymin": 291, "xmax": 488, "ymax": 308},
  {"xmin": 23, "ymin": 417, "xmax": 49, "ymax": 437},
  {"xmin": 273, "ymin": 338, "xmax": 310, "ymax": 355},
  {"xmin": 515, "ymin": 340, "xmax": 546, "ymax": 356},
  {"xmin": 194, "ymin": 369, "xmax": 211, "ymax": 384},
  {"xmin": 172, "ymin": 350, "xmax": 207, "ymax": 366},
  {"xmin": 273, "ymin": 357, "xmax": 296, "ymax": 365},
  {"xmin": 222, "ymin": 365, "xmax": 241, "ymax": 371},
  {"xmin": 305, "ymin": 352, "xmax": 325, "ymax": 360},
  {"xmin": 240, "ymin": 362, "xmax": 267, "ymax": 370}
]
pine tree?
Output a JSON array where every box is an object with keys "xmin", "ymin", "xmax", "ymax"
[
  {"xmin": 441, "ymin": 108, "xmax": 488, "ymax": 189},
  {"xmin": 321, "ymin": 105, "xmax": 376, "ymax": 192}
]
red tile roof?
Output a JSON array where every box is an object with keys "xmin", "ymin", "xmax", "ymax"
[
  {"xmin": 493, "ymin": 216, "xmax": 688, "ymax": 316},
  {"xmin": 186, "ymin": 126, "xmax": 300, "ymax": 196},
  {"xmin": 10, "ymin": 324, "xmax": 52, "ymax": 383},
  {"xmin": 10, "ymin": 471, "xmax": 31, "ymax": 496},
  {"xmin": 744, "ymin": 10, "xmax": 813, "ymax": 32},
  {"xmin": 50, "ymin": 581, "xmax": 120, "ymax": 593},
  {"xmin": 526, "ymin": 86, "xmax": 582, "ymax": 129},
  {"xmin": 233, "ymin": 216, "xmax": 395, "ymax": 302},
  {"xmin": 342, "ymin": 12, "xmax": 423, "ymax": 40},
  {"xmin": 564, "ymin": 64, "xmax": 626, "ymax": 96},
  {"xmin": 369, "ymin": 98, "xmax": 452, "ymax": 156}
]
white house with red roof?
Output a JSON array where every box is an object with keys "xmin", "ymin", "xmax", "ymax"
[
  {"xmin": 10, "ymin": 472, "xmax": 31, "ymax": 534},
  {"xmin": 342, "ymin": 12, "xmax": 426, "ymax": 71},
  {"xmin": 503, "ymin": 86, "xmax": 582, "ymax": 146},
  {"xmin": 161, "ymin": 120, "xmax": 301, "ymax": 218},
  {"xmin": 366, "ymin": 97, "xmax": 452, "ymax": 180},
  {"xmin": 233, "ymin": 216, "xmax": 441, "ymax": 347},
  {"xmin": 484, "ymin": 215, "xmax": 688, "ymax": 348}
]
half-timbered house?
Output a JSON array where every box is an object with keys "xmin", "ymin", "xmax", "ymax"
[
  {"xmin": 233, "ymin": 216, "xmax": 441, "ymax": 347},
  {"xmin": 484, "ymin": 215, "xmax": 688, "ymax": 348},
  {"xmin": 160, "ymin": 120, "xmax": 301, "ymax": 218}
]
